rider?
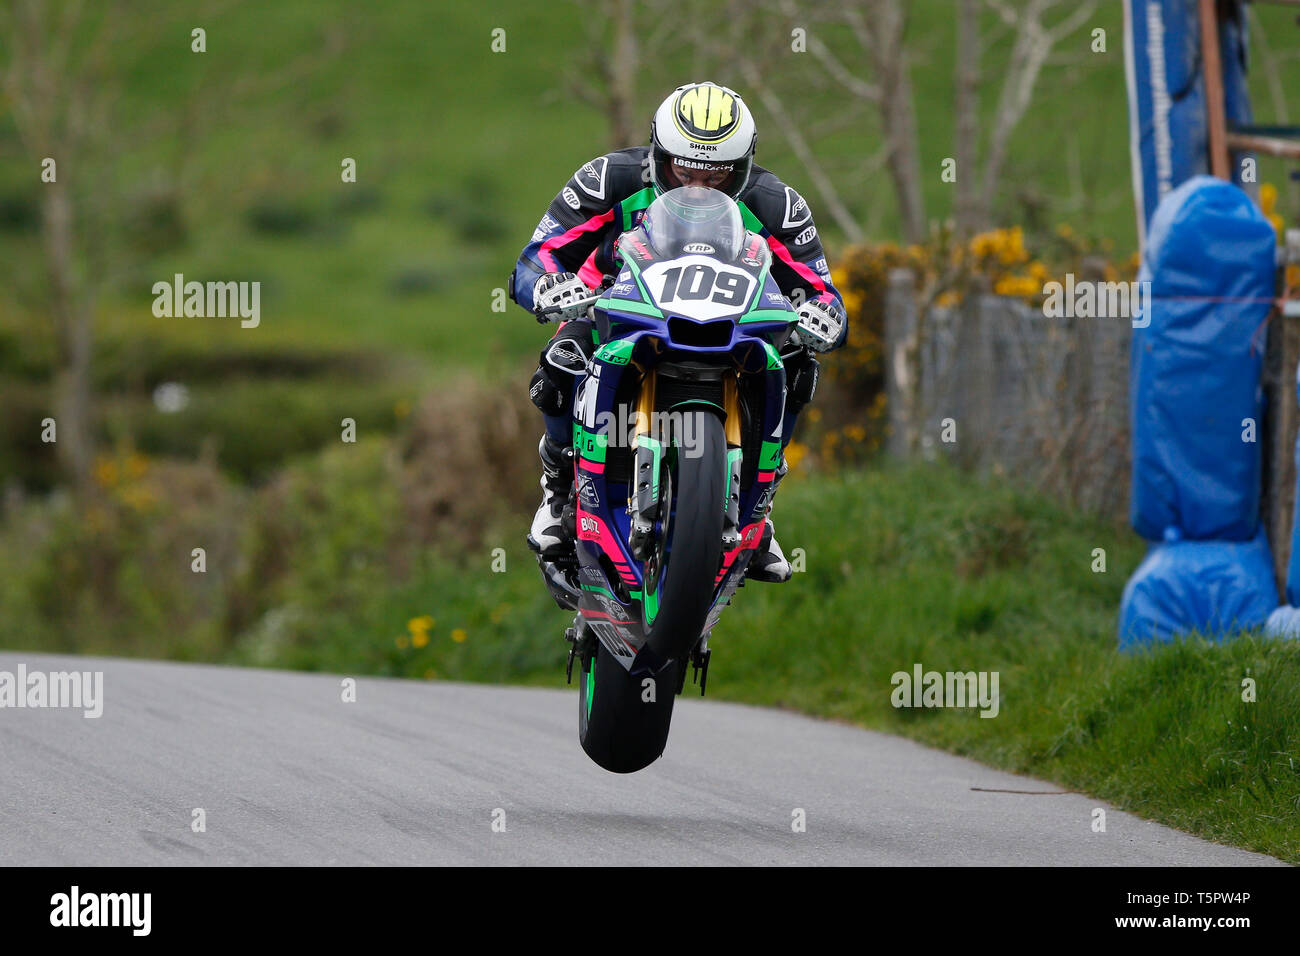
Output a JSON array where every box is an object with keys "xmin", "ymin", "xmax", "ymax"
[{"xmin": 509, "ymin": 81, "xmax": 846, "ymax": 583}]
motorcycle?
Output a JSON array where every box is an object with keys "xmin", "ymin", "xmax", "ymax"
[{"xmin": 535, "ymin": 186, "xmax": 805, "ymax": 773}]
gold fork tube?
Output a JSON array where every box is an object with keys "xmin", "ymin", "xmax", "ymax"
[{"xmin": 723, "ymin": 373, "xmax": 741, "ymax": 446}]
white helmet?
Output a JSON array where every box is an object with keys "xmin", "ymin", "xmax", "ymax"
[{"xmin": 650, "ymin": 82, "xmax": 757, "ymax": 200}]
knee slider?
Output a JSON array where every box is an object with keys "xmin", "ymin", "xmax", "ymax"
[
  {"xmin": 786, "ymin": 353, "xmax": 820, "ymax": 414},
  {"xmin": 529, "ymin": 365, "xmax": 567, "ymax": 416}
]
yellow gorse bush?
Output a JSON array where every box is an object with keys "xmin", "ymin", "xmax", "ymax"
[
  {"xmin": 814, "ymin": 221, "xmax": 1141, "ymax": 469},
  {"xmin": 1261, "ymin": 182, "xmax": 1285, "ymax": 241}
]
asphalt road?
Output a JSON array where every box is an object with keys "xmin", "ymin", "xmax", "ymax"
[{"xmin": 0, "ymin": 652, "xmax": 1282, "ymax": 865}]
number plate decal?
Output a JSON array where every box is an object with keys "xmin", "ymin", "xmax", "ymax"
[{"xmin": 641, "ymin": 255, "xmax": 755, "ymax": 321}]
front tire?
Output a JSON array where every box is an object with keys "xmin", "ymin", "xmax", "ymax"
[{"xmin": 578, "ymin": 410, "xmax": 725, "ymax": 773}]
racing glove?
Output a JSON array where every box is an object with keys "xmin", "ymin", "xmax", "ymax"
[
  {"xmin": 533, "ymin": 272, "xmax": 592, "ymax": 323},
  {"xmin": 793, "ymin": 298, "xmax": 846, "ymax": 353}
]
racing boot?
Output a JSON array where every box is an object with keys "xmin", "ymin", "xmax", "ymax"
[
  {"xmin": 745, "ymin": 456, "xmax": 792, "ymax": 583},
  {"xmin": 527, "ymin": 434, "xmax": 576, "ymax": 557}
]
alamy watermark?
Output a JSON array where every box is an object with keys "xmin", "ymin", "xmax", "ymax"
[
  {"xmin": 0, "ymin": 665, "xmax": 103, "ymax": 718},
  {"xmin": 152, "ymin": 273, "xmax": 260, "ymax": 328},
  {"xmin": 891, "ymin": 664, "xmax": 999, "ymax": 718},
  {"xmin": 574, "ymin": 383, "xmax": 707, "ymax": 456},
  {"xmin": 1042, "ymin": 274, "xmax": 1151, "ymax": 328},
  {"xmin": 588, "ymin": 404, "xmax": 706, "ymax": 457},
  {"xmin": 50, "ymin": 886, "xmax": 150, "ymax": 936}
]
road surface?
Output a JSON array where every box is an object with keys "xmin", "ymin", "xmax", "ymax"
[{"xmin": 0, "ymin": 653, "xmax": 1282, "ymax": 865}]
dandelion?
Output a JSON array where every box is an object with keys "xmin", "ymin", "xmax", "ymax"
[
  {"xmin": 412, "ymin": 631, "xmax": 429, "ymax": 649},
  {"xmin": 451, "ymin": 628, "xmax": 467, "ymax": 643}
]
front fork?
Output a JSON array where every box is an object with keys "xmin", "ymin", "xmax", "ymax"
[
  {"xmin": 628, "ymin": 369, "xmax": 660, "ymax": 561},
  {"xmin": 721, "ymin": 374, "xmax": 743, "ymax": 552},
  {"xmin": 627, "ymin": 367, "xmax": 744, "ymax": 561}
]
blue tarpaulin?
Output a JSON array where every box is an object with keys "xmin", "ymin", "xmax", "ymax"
[
  {"xmin": 1129, "ymin": 175, "xmax": 1276, "ymax": 543},
  {"xmin": 1264, "ymin": 605, "xmax": 1300, "ymax": 639},
  {"xmin": 1119, "ymin": 527, "xmax": 1278, "ymax": 649},
  {"xmin": 1124, "ymin": 0, "xmax": 1255, "ymax": 247}
]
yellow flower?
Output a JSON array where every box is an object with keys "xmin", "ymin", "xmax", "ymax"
[
  {"xmin": 998, "ymin": 227, "xmax": 1027, "ymax": 265},
  {"xmin": 407, "ymin": 615, "xmax": 434, "ymax": 634},
  {"xmin": 411, "ymin": 631, "xmax": 429, "ymax": 649},
  {"xmin": 451, "ymin": 628, "xmax": 467, "ymax": 643},
  {"xmin": 784, "ymin": 441, "xmax": 808, "ymax": 472},
  {"xmin": 1261, "ymin": 182, "xmax": 1278, "ymax": 214}
]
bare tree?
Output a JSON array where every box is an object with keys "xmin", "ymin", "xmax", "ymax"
[
  {"xmin": 861, "ymin": 0, "xmax": 927, "ymax": 244},
  {"xmin": 560, "ymin": 0, "xmax": 687, "ymax": 149},
  {"xmin": 1, "ymin": 1, "xmax": 347, "ymax": 498},
  {"xmin": 726, "ymin": 0, "xmax": 886, "ymax": 242},
  {"xmin": 980, "ymin": 0, "xmax": 1099, "ymax": 221},
  {"xmin": 954, "ymin": 0, "xmax": 982, "ymax": 236},
  {"xmin": 2, "ymin": 0, "xmax": 123, "ymax": 497},
  {"xmin": 721, "ymin": 0, "xmax": 1099, "ymax": 242}
]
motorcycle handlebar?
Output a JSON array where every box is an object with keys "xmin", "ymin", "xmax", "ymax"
[{"xmin": 535, "ymin": 293, "xmax": 603, "ymax": 323}]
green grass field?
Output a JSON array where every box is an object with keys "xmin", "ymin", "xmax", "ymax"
[{"xmin": 4, "ymin": 1, "xmax": 1300, "ymax": 487}]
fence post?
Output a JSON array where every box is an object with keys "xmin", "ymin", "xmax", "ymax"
[
  {"xmin": 1264, "ymin": 235, "xmax": 1299, "ymax": 596},
  {"xmin": 885, "ymin": 268, "xmax": 917, "ymax": 458}
]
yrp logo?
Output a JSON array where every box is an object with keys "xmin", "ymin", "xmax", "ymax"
[
  {"xmin": 674, "ymin": 86, "xmax": 741, "ymax": 144},
  {"xmin": 794, "ymin": 225, "xmax": 818, "ymax": 246}
]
